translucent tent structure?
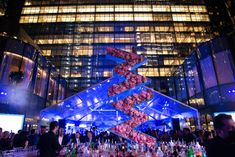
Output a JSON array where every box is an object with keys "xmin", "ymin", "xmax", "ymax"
[{"xmin": 40, "ymin": 49, "xmax": 199, "ymax": 131}]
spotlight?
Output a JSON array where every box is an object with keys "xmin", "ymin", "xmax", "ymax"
[{"xmin": 229, "ymin": 89, "xmax": 235, "ymax": 93}]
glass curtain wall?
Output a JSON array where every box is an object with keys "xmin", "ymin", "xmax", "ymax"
[
  {"xmin": 20, "ymin": 0, "xmax": 213, "ymax": 93},
  {"xmin": 0, "ymin": 36, "xmax": 66, "ymax": 105},
  {"xmin": 169, "ymin": 36, "xmax": 235, "ymax": 109}
]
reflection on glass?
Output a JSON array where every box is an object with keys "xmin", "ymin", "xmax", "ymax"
[
  {"xmin": 200, "ymin": 56, "xmax": 217, "ymax": 88},
  {"xmin": 19, "ymin": 56, "xmax": 34, "ymax": 88},
  {"xmin": 0, "ymin": 52, "xmax": 21, "ymax": 84},
  {"xmin": 34, "ymin": 68, "xmax": 48, "ymax": 98},
  {"xmin": 47, "ymin": 78, "xmax": 56, "ymax": 102},
  {"xmin": 213, "ymin": 50, "xmax": 235, "ymax": 84}
]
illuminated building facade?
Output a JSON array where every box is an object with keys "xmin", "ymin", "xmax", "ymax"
[
  {"xmin": 19, "ymin": 0, "xmax": 213, "ymax": 93},
  {"xmin": 167, "ymin": 34, "xmax": 235, "ymax": 129},
  {"xmin": 0, "ymin": 35, "xmax": 67, "ymax": 124}
]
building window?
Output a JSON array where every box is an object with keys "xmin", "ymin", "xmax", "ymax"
[
  {"xmin": 191, "ymin": 14, "xmax": 209, "ymax": 22},
  {"xmin": 153, "ymin": 14, "xmax": 172, "ymax": 21},
  {"xmin": 189, "ymin": 6, "xmax": 207, "ymax": 13},
  {"xmin": 96, "ymin": 5, "xmax": 114, "ymax": 12},
  {"xmin": 152, "ymin": 5, "xmax": 171, "ymax": 12},
  {"xmin": 115, "ymin": 14, "xmax": 133, "ymax": 21},
  {"xmin": 134, "ymin": 5, "xmax": 152, "ymax": 12},
  {"xmin": 115, "ymin": 34, "xmax": 135, "ymax": 43},
  {"xmin": 138, "ymin": 68, "xmax": 159, "ymax": 77},
  {"xmin": 134, "ymin": 14, "xmax": 153, "ymax": 21},
  {"xmin": 171, "ymin": 5, "xmax": 189, "ymax": 12},
  {"xmin": 77, "ymin": 5, "xmax": 95, "ymax": 12},
  {"xmin": 20, "ymin": 15, "xmax": 38, "ymax": 23},
  {"xmin": 96, "ymin": 14, "xmax": 114, "ymax": 21},
  {"xmin": 103, "ymin": 71, "xmax": 112, "ymax": 77},
  {"xmin": 124, "ymin": 26, "xmax": 134, "ymax": 32},
  {"xmin": 76, "ymin": 26, "xmax": 94, "ymax": 32},
  {"xmin": 42, "ymin": 50, "xmax": 52, "ymax": 56},
  {"xmin": 176, "ymin": 33, "xmax": 196, "ymax": 43},
  {"xmin": 22, "ymin": 7, "xmax": 40, "ymax": 14},
  {"xmin": 155, "ymin": 33, "xmax": 175, "ymax": 43},
  {"xmin": 58, "ymin": 6, "xmax": 77, "ymax": 13},
  {"xmin": 57, "ymin": 14, "xmax": 75, "ymax": 22},
  {"xmin": 38, "ymin": 15, "xmax": 56, "ymax": 23},
  {"xmin": 115, "ymin": 5, "xmax": 133, "ymax": 12},
  {"xmin": 174, "ymin": 23, "xmax": 194, "ymax": 32},
  {"xmin": 76, "ymin": 14, "xmax": 94, "ymax": 21},
  {"xmin": 94, "ymin": 34, "xmax": 114, "ymax": 43},
  {"xmin": 40, "ymin": 6, "xmax": 58, "ymax": 13},
  {"xmin": 160, "ymin": 68, "xmax": 171, "ymax": 76},
  {"xmin": 172, "ymin": 14, "xmax": 191, "ymax": 21},
  {"xmin": 72, "ymin": 46, "xmax": 93, "ymax": 56},
  {"xmin": 96, "ymin": 26, "xmax": 114, "ymax": 32}
]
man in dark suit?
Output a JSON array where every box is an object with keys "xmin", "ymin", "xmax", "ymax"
[
  {"xmin": 206, "ymin": 114, "xmax": 235, "ymax": 157},
  {"xmin": 37, "ymin": 121, "xmax": 62, "ymax": 157}
]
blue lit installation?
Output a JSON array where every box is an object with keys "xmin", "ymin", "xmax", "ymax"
[{"xmin": 41, "ymin": 48, "xmax": 199, "ymax": 133}]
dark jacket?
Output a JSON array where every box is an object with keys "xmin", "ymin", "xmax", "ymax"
[
  {"xmin": 37, "ymin": 131, "xmax": 62, "ymax": 157},
  {"xmin": 70, "ymin": 134, "xmax": 84, "ymax": 144},
  {"xmin": 206, "ymin": 136, "xmax": 235, "ymax": 157},
  {"xmin": 0, "ymin": 138, "xmax": 12, "ymax": 150},
  {"xmin": 57, "ymin": 134, "xmax": 69, "ymax": 146},
  {"xmin": 83, "ymin": 135, "xmax": 97, "ymax": 143},
  {"xmin": 28, "ymin": 134, "xmax": 39, "ymax": 146}
]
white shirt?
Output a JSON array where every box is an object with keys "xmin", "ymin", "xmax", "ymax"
[
  {"xmin": 58, "ymin": 136, "xmax": 63, "ymax": 145},
  {"xmin": 76, "ymin": 138, "xmax": 80, "ymax": 144}
]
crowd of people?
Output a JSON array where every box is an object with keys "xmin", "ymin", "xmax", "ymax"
[{"xmin": 0, "ymin": 114, "xmax": 235, "ymax": 157}]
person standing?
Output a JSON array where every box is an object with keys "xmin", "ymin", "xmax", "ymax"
[
  {"xmin": 28, "ymin": 129, "xmax": 39, "ymax": 146},
  {"xmin": 70, "ymin": 131, "xmax": 83, "ymax": 146},
  {"xmin": 57, "ymin": 127, "xmax": 69, "ymax": 146},
  {"xmin": 206, "ymin": 114, "xmax": 235, "ymax": 157},
  {"xmin": 0, "ymin": 131, "xmax": 12, "ymax": 150},
  {"xmin": 37, "ymin": 121, "xmax": 62, "ymax": 157}
]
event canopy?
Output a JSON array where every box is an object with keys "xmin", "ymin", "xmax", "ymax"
[
  {"xmin": 41, "ymin": 48, "xmax": 199, "ymax": 131},
  {"xmin": 41, "ymin": 77, "xmax": 199, "ymax": 130}
]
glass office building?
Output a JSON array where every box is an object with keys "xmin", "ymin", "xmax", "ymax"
[
  {"xmin": 167, "ymin": 34, "xmax": 235, "ymax": 129},
  {"xmin": 0, "ymin": 35, "xmax": 67, "ymax": 124},
  {"xmin": 19, "ymin": 0, "xmax": 213, "ymax": 93}
]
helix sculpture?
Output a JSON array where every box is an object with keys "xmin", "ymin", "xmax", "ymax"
[
  {"xmin": 41, "ymin": 47, "xmax": 199, "ymax": 148},
  {"xmin": 107, "ymin": 47, "xmax": 156, "ymax": 148}
]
